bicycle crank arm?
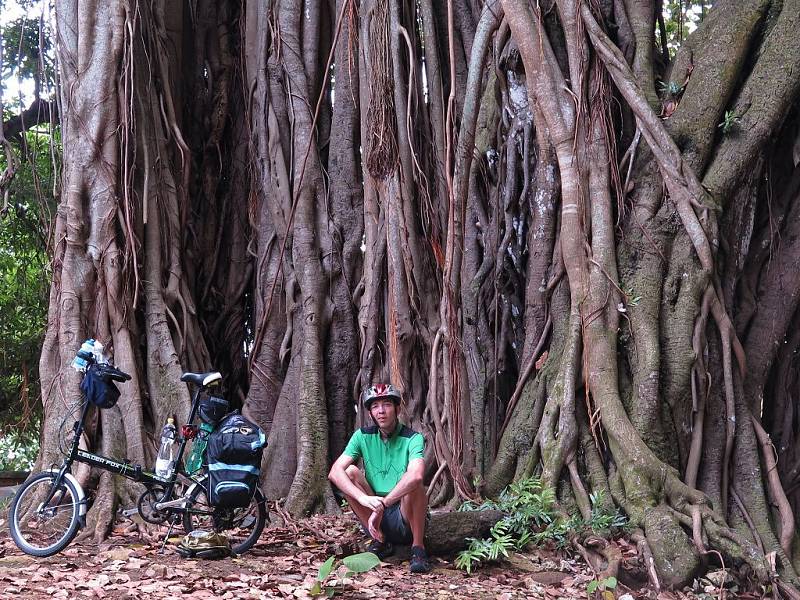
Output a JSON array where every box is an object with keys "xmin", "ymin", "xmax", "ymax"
[{"xmin": 154, "ymin": 498, "xmax": 189, "ymax": 511}]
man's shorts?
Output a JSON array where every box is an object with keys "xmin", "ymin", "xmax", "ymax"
[{"xmin": 362, "ymin": 502, "xmax": 412, "ymax": 545}]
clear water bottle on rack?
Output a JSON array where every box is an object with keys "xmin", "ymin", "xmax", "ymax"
[
  {"xmin": 71, "ymin": 339, "xmax": 96, "ymax": 372},
  {"xmin": 155, "ymin": 418, "xmax": 177, "ymax": 478}
]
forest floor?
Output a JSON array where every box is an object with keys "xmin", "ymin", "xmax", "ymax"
[{"xmin": 0, "ymin": 508, "xmax": 758, "ymax": 599}]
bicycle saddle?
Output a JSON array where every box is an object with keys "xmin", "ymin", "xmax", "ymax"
[{"xmin": 180, "ymin": 371, "xmax": 222, "ymax": 387}]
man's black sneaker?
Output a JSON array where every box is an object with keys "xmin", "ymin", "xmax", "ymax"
[
  {"xmin": 409, "ymin": 546, "xmax": 432, "ymax": 573},
  {"xmin": 366, "ymin": 539, "xmax": 394, "ymax": 559}
]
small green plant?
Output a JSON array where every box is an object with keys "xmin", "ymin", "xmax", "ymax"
[
  {"xmin": 457, "ymin": 477, "xmax": 558, "ymax": 572},
  {"xmin": 587, "ymin": 575, "xmax": 617, "ymax": 599},
  {"xmin": 718, "ymin": 110, "xmax": 741, "ymax": 134},
  {"xmin": 658, "ymin": 80, "xmax": 682, "ymax": 98},
  {"xmin": 472, "ymin": 474, "xmax": 483, "ymax": 490},
  {"xmin": 623, "ymin": 286, "xmax": 641, "ymax": 307},
  {"xmin": 310, "ymin": 551, "xmax": 381, "ymax": 597},
  {"xmin": 587, "ymin": 490, "xmax": 628, "ymax": 532},
  {"xmin": 455, "ymin": 521, "xmax": 517, "ymax": 574},
  {"xmin": 456, "ymin": 479, "xmax": 628, "ymax": 573}
]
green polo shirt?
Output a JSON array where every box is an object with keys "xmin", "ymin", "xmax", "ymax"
[{"xmin": 343, "ymin": 422, "xmax": 425, "ymax": 496}]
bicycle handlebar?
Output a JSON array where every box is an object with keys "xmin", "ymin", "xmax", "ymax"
[{"xmin": 95, "ymin": 363, "xmax": 132, "ymax": 382}]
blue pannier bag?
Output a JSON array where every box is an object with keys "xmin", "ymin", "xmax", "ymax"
[
  {"xmin": 206, "ymin": 413, "xmax": 266, "ymax": 508},
  {"xmin": 80, "ymin": 364, "xmax": 121, "ymax": 409}
]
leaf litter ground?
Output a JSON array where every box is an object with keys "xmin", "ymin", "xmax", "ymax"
[{"xmin": 0, "ymin": 510, "xmax": 758, "ymax": 599}]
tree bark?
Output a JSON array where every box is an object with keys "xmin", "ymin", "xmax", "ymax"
[{"xmin": 33, "ymin": 0, "xmax": 800, "ymax": 588}]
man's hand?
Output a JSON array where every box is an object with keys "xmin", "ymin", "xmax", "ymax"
[
  {"xmin": 368, "ymin": 509, "xmax": 384, "ymax": 542},
  {"xmin": 359, "ymin": 495, "xmax": 385, "ymax": 513}
]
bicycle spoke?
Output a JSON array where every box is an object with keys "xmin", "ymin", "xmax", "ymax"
[
  {"xmin": 182, "ymin": 480, "xmax": 265, "ymax": 554},
  {"xmin": 11, "ymin": 473, "xmax": 81, "ymax": 556}
]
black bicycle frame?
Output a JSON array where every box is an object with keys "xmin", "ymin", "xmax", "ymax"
[{"xmin": 60, "ymin": 383, "xmax": 208, "ymax": 498}]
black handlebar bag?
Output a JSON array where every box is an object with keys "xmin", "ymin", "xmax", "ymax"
[
  {"xmin": 206, "ymin": 413, "xmax": 266, "ymax": 508},
  {"xmin": 80, "ymin": 364, "xmax": 121, "ymax": 409}
]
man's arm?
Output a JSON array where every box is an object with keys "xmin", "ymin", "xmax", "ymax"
[
  {"xmin": 366, "ymin": 458, "xmax": 424, "ymax": 541},
  {"xmin": 328, "ymin": 453, "xmax": 385, "ymax": 513},
  {"xmin": 381, "ymin": 458, "xmax": 424, "ymax": 506}
]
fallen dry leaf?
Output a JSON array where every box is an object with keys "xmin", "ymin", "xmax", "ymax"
[
  {"xmin": 277, "ymin": 583, "xmax": 295, "ymax": 594},
  {"xmin": 360, "ymin": 573, "xmax": 382, "ymax": 587}
]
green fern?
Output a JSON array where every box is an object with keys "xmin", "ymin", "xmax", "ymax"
[{"xmin": 455, "ymin": 477, "xmax": 629, "ymax": 574}]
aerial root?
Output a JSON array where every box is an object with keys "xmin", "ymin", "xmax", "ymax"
[
  {"xmin": 572, "ymin": 535, "xmax": 621, "ymax": 582},
  {"xmin": 631, "ymin": 530, "xmax": 661, "ymax": 591},
  {"xmin": 664, "ymin": 501, "xmax": 774, "ymax": 583}
]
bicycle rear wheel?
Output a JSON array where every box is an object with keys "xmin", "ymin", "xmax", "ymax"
[
  {"xmin": 182, "ymin": 476, "xmax": 266, "ymax": 555},
  {"xmin": 9, "ymin": 472, "xmax": 83, "ymax": 557}
]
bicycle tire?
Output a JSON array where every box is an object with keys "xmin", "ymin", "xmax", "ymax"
[
  {"xmin": 182, "ymin": 476, "xmax": 266, "ymax": 555},
  {"xmin": 9, "ymin": 472, "xmax": 83, "ymax": 557}
]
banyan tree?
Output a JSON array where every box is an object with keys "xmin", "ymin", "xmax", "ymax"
[{"xmin": 11, "ymin": 0, "xmax": 800, "ymax": 589}]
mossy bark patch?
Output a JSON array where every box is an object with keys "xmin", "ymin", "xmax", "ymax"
[{"xmin": 644, "ymin": 505, "xmax": 701, "ymax": 588}]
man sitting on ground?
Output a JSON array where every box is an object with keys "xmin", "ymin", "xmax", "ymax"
[{"xmin": 328, "ymin": 383, "xmax": 432, "ymax": 573}]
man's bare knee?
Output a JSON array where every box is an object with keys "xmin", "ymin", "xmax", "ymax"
[
  {"xmin": 406, "ymin": 484, "xmax": 427, "ymax": 504},
  {"xmin": 344, "ymin": 466, "xmax": 375, "ymax": 496},
  {"xmin": 401, "ymin": 486, "xmax": 428, "ymax": 515},
  {"xmin": 346, "ymin": 466, "xmax": 370, "ymax": 491}
]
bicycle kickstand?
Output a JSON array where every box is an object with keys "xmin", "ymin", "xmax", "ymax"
[{"xmin": 158, "ymin": 516, "xmax": 180, "ymax": 555}]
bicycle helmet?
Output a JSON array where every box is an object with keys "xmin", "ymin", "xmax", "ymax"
[{"xmin": 362, "ymin": 383, "xmax": 402, "ymax": 410}]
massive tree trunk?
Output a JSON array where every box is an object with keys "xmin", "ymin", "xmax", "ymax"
[
  {"xmin": 37, "ymin": 0, "xmax": 800, "ymax": 587},
  {"xmin": 41, "ymin": 0, "xmax": 201, "ymax": 541}
]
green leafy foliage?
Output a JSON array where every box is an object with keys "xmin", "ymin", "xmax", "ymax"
[
  {"xmin": 1, "ymin": 0, "xmax": 60, "ymax": 434},
  {"xmin": 1, "ymin": 0, "xmax": 57, "ymax": 108},
  {"xmin": 588, "ymin": 491, "xmax": 628, "ymax": 532},
  {"xmin": 718, "ymin": 110, "xmax": 741, "ymax": 134},
  {"xmin": 658, "ymin": 80, "xmax": 683, "ymax": 98},
  {"xmin": 2, "ymin": 17, "xmax": 54, "ymax": 89},
  {"xmin": 310, "ymin": 552, "xmax": 381, "ymax": 597},
  {"xmin": 317, "ymin": 555, "xmax": 335, "ymax": 581},
  {"xmin": 0, "ymin": 124, "xmax": 57, "ymax": 435},
  {"xmin": 622, "ymin": 286, "xmax": 641, "ymax": 308},
  {"xmin": 587, "ymin": 575, "xmax": 617, "ymax": 599},
  {"xmin": 0, "ymin": 427, "xmax": 37, "ymax": 470},
  {"xmin": 341, "ymin": 552, "xmax": 381, "ymax": 574},
  {"xmin": 456, "ymin": 478, "xmax": 628, "ymax": 574},
  {"xmin": 659, "ymin": 1, "xmax": 711, "ymax": 58}
]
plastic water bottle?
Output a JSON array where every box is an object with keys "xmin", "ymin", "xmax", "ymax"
[
  {"xmin": 91, "ymin": 340, "xmax": 106, "ymax": 364},
  {"xmin": 155, "ymin": 418, "xmax": 177, "ymax": 478},
  {"xmin": 185, "ymin": 422, "xmax": 214, "ymax": 474},
  {"xmin": 71, "ymin": 339, "xmax": 96, "ymax": 372}
]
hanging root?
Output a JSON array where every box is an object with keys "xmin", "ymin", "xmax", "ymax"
[
  {"xmin": 751, "ymin": 415, "xmax": 795, "ymax": 558},
  {"xmin": 364, "ymin": 0, "xmax": 398, "ymax": 180}
]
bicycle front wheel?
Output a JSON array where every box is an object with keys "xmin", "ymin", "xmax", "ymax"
[
  {"xmin": 182, "ymin": 477, "xmax": 266, "ymax": 555},
  {"xmin": 9, "ymin": 472, "xmax": 83, "ymax": 557}
]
